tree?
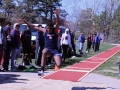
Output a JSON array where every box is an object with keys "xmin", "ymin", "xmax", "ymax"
[{"xmin": 0, "ymin": 0, "xmax": 65, "ymax": 23}]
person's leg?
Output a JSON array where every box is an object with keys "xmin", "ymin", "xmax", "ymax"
[
  {"xmin": 27, "ymin": 52, "xmax": 33, "ymax": 67},
  {"xmin": 15, "ymin": 48, "xmax": 21, "ymax": 65},
  {"xmin": 21, "ymin": 53, "xmax": 25, "ymax": 65},
  {"xmin": 88, "ymin": 43, "xmax": 91, "ymax": 52},
  {"xmin": 37, "ymin": 47, "xmax": 44, "ymax": 66},
  {"xmin": 11, "ymin": 49, "xmax": 17, "ymax": 70},
  {"xmin": 62, "ymin": 44, "xmax": 68, "ymax": 62},
  {"xmin": 72, "ymin": 42, "xmax": 76, "ymax": 55},
  {"xmin": 89, "ymin": 42, "xmax": 92, "ymax": 50},
  {"xmin": 3, "ymin": 49, "xmax": 11, "ymax": 71},
  {"xmin": 62, "ymin": 45, "xmax": 65, "ymax": 61},
  {"xmin": 54, "ymin": 55, "xmax": 61, "ymax": 69},
  {"xmin": 38, "ymin": 48, "xmax": 51, "ymax": 76},
  {"xmin": 97, "ymin": 43, "xmax": 100, "ymax": 51},
  {"xmin": 94, "ymin": 43, "xmax": 97, "ymax": 52},
  {"xmin": 35, "ymin": 42, "xmax": 40, "ymax": 65},
  {"xmin": 0, "ymin": 44, "xmax": 3, "ymax": 63},
  {"xmin": 79, "ymin": 42, "xmax": 83, "ymax": 54},
  {"xmin": 92, "ymin": 43, "xmax": 95, "ymax": 52},
  {"xmin": 86, "ymin": 43, "xmax": 89, "ymax": 52}
]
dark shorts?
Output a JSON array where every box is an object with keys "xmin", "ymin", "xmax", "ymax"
[
  {"xmin": 46, "ymin": 48, "xmax": 60, "ymax": 56},
  {"xmin": 22, "ymin": 46, "xmax": 32, "ymax": 54}
]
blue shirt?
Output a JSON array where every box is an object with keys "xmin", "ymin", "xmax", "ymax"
[
  {"xmin": 94, "ymin": 36, "xmax": 102, "ymax": 43},
  {"xmin": 44, "ymin": 30, "xmax": 58, "ymax": 50},
  {"xmin": 11, "ymin": 30, "xmax": 20, "ymax": 49},
  {"xmin": 78, "ymin": 34, "xmax": 85, "ymax": 43},
  {"xmin": 36, "ymin": 31, "xmax": 44, "ymax": 47}
]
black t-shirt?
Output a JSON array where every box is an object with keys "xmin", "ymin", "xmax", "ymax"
[{"xmin": 21, "ymin": 30, "xmax": 31, "ymax": 47}]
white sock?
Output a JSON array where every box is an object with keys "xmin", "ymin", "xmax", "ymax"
[{"xmin": 22, "ymin": 62, "xmax": 25, "ymax": 66}]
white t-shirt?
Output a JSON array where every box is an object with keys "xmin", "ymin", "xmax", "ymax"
[
  {"xmin": 61, "ymin": 33, "xmax": 72, "ymax": 47},
  {"xmin": 0, "ymin": 26, "xmax": 3, "ymax": 44}
]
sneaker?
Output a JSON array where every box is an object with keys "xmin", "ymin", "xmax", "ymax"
[
  {"xmin": 22, "ymin": 62, "xmax": 25, "ymax": 66},
  {"xmin": 54, "ymin": 65, "xmax": 60, "ymax": 71},
  {"xmin": 38, "ymin": 71, "xmax": 44, "ymax": 76},
  {"xmin": 86, "ymin": 51, "xmax": 88, "ymax": 53},
  {"xmin": 47, "ymin": 63, "xmax": 52, "ymax": 67}
]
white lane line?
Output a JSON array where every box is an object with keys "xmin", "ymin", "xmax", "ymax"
[
  {"xmin": 65, "ymin": 66, "xmax": 92, "ymax": 70},
  {"xmin": 61, "ymin": 69, "xmax": 90, "ymax": 72},
  {"xmin": 87, "ymin": 46, "xmax": 120, "ymax": 59},
  {"xmin": 81, "ymin": 61, "xmax": 103, "ymax": 63},
  {"xmin": 78, "ymin": 72, "xmax": 89, "ymax": 81},
  {"xmin": 89, "ymin": 49, "xmax": 120, "ymax": 72}
]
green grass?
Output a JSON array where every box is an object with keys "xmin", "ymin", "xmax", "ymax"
[
  {"xmin": 93, "ymin": 52, "xmax": 120, "ymax": 79},
  {"xmin": 16, "ymin": 42, "xmax": 116, "ymax": 72}
]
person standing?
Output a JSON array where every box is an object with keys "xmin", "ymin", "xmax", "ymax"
[
  {"xmin": 19, "ymin": 9, "xmax": 61, "ymax": 76},
  {"xmin": 61, "ymin": 29, "xmax": 71, "ymax": 62},
  {"xmin": 86, "ymin": 34, "xmax": 93, "ymax": 53},
  {"xmin": 10, "ymin": 23, "xmax": 21, "ymax": 71},
  {"xmin": 21, "ymin": 26, "xmax": 34, "ymax": 67},
  {"xmin": 69, "ymin": 30, "xmax": 76, "ymax": 55},
  {"xmin": 0, "ymin": 18, "xmax": 6, "ymax": 71},
  {"xmin": 35, "ymin": 25, "xmax": 45, "ymax": 66},
  {"xmin": 94, "ymin": 33, "xmax": 102, "ymax": 52},
  {"xmin": 3, "ymin": 22, "xmax": 12, "ymax": 71},
  {"xmin": 78, "ymin": 31, "xmax": 85, "ymax": 54},
  {"xmin": 58, "ymin": 30, "xmax": 62, "ymax": 53}
]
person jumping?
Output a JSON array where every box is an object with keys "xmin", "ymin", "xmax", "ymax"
[{"xmin": 19, "ymin": 9, "xmax": 61, "ymax": 76}]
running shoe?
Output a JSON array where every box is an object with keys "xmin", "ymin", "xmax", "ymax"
[{"xmin": 38, "ymin": 71, "xmax": 44, "ymax": 76}]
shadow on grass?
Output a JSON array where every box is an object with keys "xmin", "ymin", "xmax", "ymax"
[
  {"xmin": 0, "ymin": 74, "xmax": 28, "ymax": 84},
  {"xmin": 71, "ymin": 87, "xmax": 106, "ymax": 90}
]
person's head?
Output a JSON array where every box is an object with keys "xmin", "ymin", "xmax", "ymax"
[
  {"xmin": 5, "ymin": 21, "xmax": 12, "ymax": 27},
  {"xmin": 0, "ymin": 18, "xmax": 5, "ymax": 27},
  {"xmin": 81, "ymin": 31, "xmax": 84, "ymax": 35},
  {"xmin": 58, "ymin": 29, "xmax": 62, "ymax": 36},
  {"xmin": 65, "ymin": 29, "xmax": 69, "ymax": 34},
  {"xmin": 46, "ymin": 22, "xmax": 54, "ymax": 33},
  {"xmin": 97, "ymin": 32, "xmax": 100, "ymax": 36},
  {"xmin": 14, "ymin": 23, "xmax": 20, "ymax": 31}
]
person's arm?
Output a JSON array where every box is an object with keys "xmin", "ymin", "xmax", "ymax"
[
  {"xmin": 68, "ymin": 34, "xmax": 72, "ymax": 48},
  {"xmin": 18, "ymin": 18, "xmax": 46, "ymax": 33},
  {"xmin": 11, "ymin": 31, "xmax": 15, "ymax": 49},
  {"xmin": 55, "ymin": 9, "xmax": 60, "ymax": 34},
  {"xmin": 61, "ymin": 34, "xmax": 64, "ymax": 46},
  {"xmin": 78, "ymin": 37, "xmax": 80, "ymax": 42}
]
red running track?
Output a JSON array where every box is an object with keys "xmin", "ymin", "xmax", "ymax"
[{"xmin": 43, "ymin": 46, "xmax": 120, "ymax": 82}]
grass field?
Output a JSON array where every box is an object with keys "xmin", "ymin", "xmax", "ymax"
[{"xmin": 93, "ymin": 52, "xmax": 120, "ymax": 79}]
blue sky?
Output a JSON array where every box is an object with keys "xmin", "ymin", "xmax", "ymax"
[
  {"xmin": 60, "ymin": 0, "xmax": 115, "ymax": 21},
  {"xmin": 61, "ymin": 0, "xmax": 94, "ymax": 19}
]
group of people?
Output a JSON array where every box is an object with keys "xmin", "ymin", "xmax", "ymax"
[
  {"xmin": 78, "ymin": 31, "xmax": 102, "ymax": 55},
  {"xmin": 0, "ymin": 9, "xmax": 63, "ymax": 76},
  {"xmin": 0, "ymin": 19, "xmax": 22, "ymax": 72},
  {"xmin": 0, "ymin": 9, "xmax": 102, "ymax": 76}
]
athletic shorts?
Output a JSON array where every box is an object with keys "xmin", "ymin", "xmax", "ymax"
[{"xmin": 46, "ymin": 48, "xmax": 60, "ymax": 56}]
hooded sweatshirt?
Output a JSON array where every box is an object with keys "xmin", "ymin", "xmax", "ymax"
[{"xmin": 61, "ymin": 29, "xmax": 71, "ymax": 47}]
